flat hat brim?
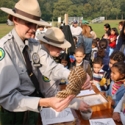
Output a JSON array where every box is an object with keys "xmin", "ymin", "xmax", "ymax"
[
  {"xmin": 36, "ymin": 34, "xmax": 71, "ymax": 49},
  {"xmin": 0, "ymin": 7, "xmax": 50, "ymax": 26}
]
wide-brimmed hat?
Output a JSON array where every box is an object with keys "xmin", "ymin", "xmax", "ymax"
[
  {"xmin": 36, "ymin": 27, "xmax": 71, "ymax": 49},
  {"xmin": 0, "ymin": 0, "xmax": 50, "ymax": 26}
]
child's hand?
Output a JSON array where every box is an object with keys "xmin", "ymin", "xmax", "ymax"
[
  {"xmin": 112, "ymin": 112, "xmax": 121, "ymax": 122},
  {"xmin": 100, "ymin": 78, "xmax": 106, "ymax": 86}
]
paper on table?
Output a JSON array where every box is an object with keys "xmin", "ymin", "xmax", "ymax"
[
  {"xmin": 81, "ymin": 94, "xmax": 107, "ymax": 106},
  {"xmin": 77, "ymin": 89, "xmax": 95, "ymax": 97},
  {"xmin": 41, "ymin": 108, "xmax": 75, "ymax": 125},
  {"xmin": 89, "ymin": 118, "xmax": 116, "ymax": 125}
]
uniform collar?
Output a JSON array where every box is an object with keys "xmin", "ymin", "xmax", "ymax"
[
  {"xmin": 11, "ymin": 28, "xmax": 30, "ymax": 52},
  {"xmin": 41, "ymin": 44, "xmax": 49, "ymax": 54}
]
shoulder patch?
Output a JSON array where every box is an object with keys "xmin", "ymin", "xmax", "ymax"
[
  {"xmin": 0, "ymin": 48, "xmax": 5, "ymax": 61},
  {"xmin": 42, "ymin": 75, "xmax": 50, "ymax": 82}
]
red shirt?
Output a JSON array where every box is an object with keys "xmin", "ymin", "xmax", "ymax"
[{"xmin": 109, "ymin": 35, "xmax": 117, "ymax": 48}]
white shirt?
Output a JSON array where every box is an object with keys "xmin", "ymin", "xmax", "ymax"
[{"xmin": 70, "ymin": 26, "xmax": 82, "ymax": 36}]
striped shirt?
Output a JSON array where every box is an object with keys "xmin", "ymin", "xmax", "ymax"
[
  {"xmin": 112, "ymin": 81, "xmax": 123, "ymax": 95},
  {"xmin": 93, "ymin": 69, "xmax": 105, "ymax": 83}
]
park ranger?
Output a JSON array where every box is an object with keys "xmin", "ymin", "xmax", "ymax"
[
  {"xmin": 0, "ymin": 0, "xmax": 76, "ymax": 124},
  {"xmin": 0, "ymin": 0, "xmax": 91, "ymax": 125}
]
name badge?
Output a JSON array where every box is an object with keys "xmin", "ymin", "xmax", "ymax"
[{"xmin": 32, "ymin": 52, "xmax": 41, "ymax": 66}]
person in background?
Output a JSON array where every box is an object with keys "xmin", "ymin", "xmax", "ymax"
[
  {"xmin": 91, "ymin": 39, "xmax": 98, "ymax": 64},
  {"xmin": 70, "ymin": 20, "xmax": 82, "ymax": 37},
  {"xmin": 109, "ymin": 28, "xmax": 119, "ymax": 48},
  {"xmin": 103, "ymin": 30, "xmax": 110, "ymax": 40},
  {"xmin": 104, "ymin": 23, "xmax": 111, "ymax": 36},
  {"xmin": 100, "ymin": 51, "xmax": 125, "ymax": 92},
  {"xmin": 118, "ymin": 21, "xmax": 124, "ymax": 32},
  {"xmin": 92, "ymin": 57, "xmax": 105, "ymax": 91},
  {"xmin": 97, "ymin": 39, "xmax": 109, "ymax": 67},
  {"xmin": 113, "ymin": 93, "xmax": 125, "ymax": 124},
  {"xmin": 89, "ymin": 26, "xmax": 97, "ymax": 39},
  {"xmin": 59, "ymin": 52, "xmax": 70, "ymax": 85},
  {"xmin": 115, "ymin": 21, "xmax": 125, "ymax": 52},
  {"xmin": 70, "ymin": 46, "xmax": 92, "ymax": 79},
  {"xmin": 95, "ymin": 37, "xmax": 100, "ymax": 47},
  {"xmin": 77, "ymin": 25, "xmax": 93, "ymax": 62},
  {"xmin": 108, "ymin": 28, "xmax": 119, "ymax": 56},
  {"xmin": 116, "ymin": 21, "xmax": 125, "ymax": 46},
  {"xmin": 106, "ymin": 62, "xmax": 125, "ymax": 108}
]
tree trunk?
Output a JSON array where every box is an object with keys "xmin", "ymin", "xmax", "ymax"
[
  {"xmin": 116, "ymin": 15, "xmax": 118, "ymax": 20},
  {"xmin": 121, "ymin": 13, "xmax": 123, "ymax": 20}
]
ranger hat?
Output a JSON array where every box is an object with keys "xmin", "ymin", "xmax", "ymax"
[{"xmin": 37, "ymin": 27, "xmax": 71, "ymax": 49}]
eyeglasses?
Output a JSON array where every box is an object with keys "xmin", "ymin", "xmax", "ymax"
[{"xmin": 19, "ymin": 19, "xmax": 37, "ymax": 28}]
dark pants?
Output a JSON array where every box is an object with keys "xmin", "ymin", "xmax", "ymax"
[
  {"xmin": 0, "ymin": 108, "xmax": 39, "ymax": 125},
  {"xmin": 0, "ymin": 91, "xmax": 39, "ymax": 125}
]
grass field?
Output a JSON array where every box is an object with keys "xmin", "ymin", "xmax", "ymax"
[
  {"xmin": 89, "ymin": 20, "xmax": 122, "ymax": 38},
  {"xmin": 0, "ymin": 20, "xmax": 122, "ymax": 38}
]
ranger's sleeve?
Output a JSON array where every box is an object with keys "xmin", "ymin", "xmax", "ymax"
[
  {"xmin": 114, "ymin": 96, "xmax": 124, "ymax": 113},
  {"xmin": 0, "ymin": 48, "xmax": 41, "ymax": 112},
  {"xmin": 38, "ymin": 49, "xmax": 70, "ymax": 81}
]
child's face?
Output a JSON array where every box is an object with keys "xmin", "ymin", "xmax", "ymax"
[
  {"xmin": 111, "ymin": 67, "xmax": 124, "ymax": 81},
  {"xmin": 111, "ymin": 30, "xmax": 115, "ymax": 35},
  {"xmin": 118, "ymin": 24, "xmax": 123, "ymax": 31},
  {"xmin": 93, "ymin": 63, "xmax": 103, "ymax": 73},
  {"xmin": 74, "ymin": 51, "xmax": 85, "ymax": 63},
  {"xmin": 109, "ymin": 59, "xmax": 118, "ymax": 68},
  {"xmin": 61, "ymin": 59, "xmax": 68, "ymax": 67}
]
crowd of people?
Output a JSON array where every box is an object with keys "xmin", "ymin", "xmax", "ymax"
[
  {"xmin": 59, "ymin": 21, "xmax": 125, "ymax": 124},
  {"xmin": 0, "ymin": 0, "xmax": 125, "ymax": 125},
  {"xmin": 36, "ymin": 19, "xmax": 125, "ymax": 124}
]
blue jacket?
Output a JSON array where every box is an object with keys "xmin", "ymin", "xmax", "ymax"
[
  {"xmin": 106, "ymin": 81, "xmax": 125, "ymax": 108},
  {"xmin": 77, "ymin": 35, "xmax": 92, "ymax": 54}
]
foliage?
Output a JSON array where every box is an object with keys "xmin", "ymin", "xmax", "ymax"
[{"xmin": 0, "ymin": 0, "xmax": 125, "ymax": 22}]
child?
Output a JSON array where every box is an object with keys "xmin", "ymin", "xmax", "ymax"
[
  {"xmin": 91, "ymin": 39, "xmax": 98, "ymax": 63},
  {"xmin": 107, "ymin": 62, "xmax": 125, "ymax": 108},
  {"xmin": 59, "ymin": 52, "xmax": 70, "ymax": 85},
  {"xmin": 103, "ymin": 31, "xmax": 110, "ymax": 40},
  {"xmin": 92, "ymin": 57, "xmax": 104, "ymax": 91},
  {"xmin": 113, "ymin": 93, "xmax": 125, "ymax": 124},
  {"xmin": 100, "ymin": 51, "xmax": 125, "ymax": 91},
  {"xmin": 70, "ymin": 47, "xmax": 92, "ymax": 79},
  {"xmin": 109, "ymin": 28, "xmax": 119, "ymax": 49},
  {"xmin": 97, "ymin": 39, "xmax": 110, "ymax": 66}
]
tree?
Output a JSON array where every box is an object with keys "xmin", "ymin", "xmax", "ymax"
[
  {"xmin": 110, "ymin": 0, "xmax": 120, "ymax": 19},
  {"xmin": 53, "ymin": 0, "xmax": 73, "ymax": 20},
  {"xmin": 68, "ymin": 5, "xmax": 80, "ymax": 17},
  {"xmin": 119, "ymin": 0, "xmax": 125, "ymax": 19},
  {"xmin": 100, "ymin": 0, "xmax": 112, "ymax": 20}
]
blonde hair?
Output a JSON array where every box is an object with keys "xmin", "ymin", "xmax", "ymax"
[{"xmin": 81, "ymin": 25, "xmax": 92, "ymax": 38}]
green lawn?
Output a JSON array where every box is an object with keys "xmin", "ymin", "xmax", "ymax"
[
  {"xmin": 90, "ymin": 20, "xmax": 122, "ymax": 38},
  {"xmin": 0, "ymin": 20, "xmax": 122, "ymax": 39},
  {"xmin": 0, "ymin": 23, "xmax": 13, "ymax": 38}
]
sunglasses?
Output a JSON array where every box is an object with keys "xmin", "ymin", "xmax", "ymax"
[{"xmin": 20, "ymin": 19, "xmax": 37, "ymax": 28}]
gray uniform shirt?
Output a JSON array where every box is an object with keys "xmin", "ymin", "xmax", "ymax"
[
  {"xmin": 0, "ymin": 28, "xmax": 70, "ymax": 111},
  {"xmin": 0, "ymin": 28, "xmax": 41, "ymax": 112},
  {"xmin": 0, "ymin": 29, "xmax": 80, "ymax": 112}
]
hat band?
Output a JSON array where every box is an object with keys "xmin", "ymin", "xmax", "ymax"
[
  {"xmin": 13, "ymin": 8, "xmax": 40, "ymax": 21},
  {"xmin": 43, "ymin": 36, "xmax": 64, "ymax": 44}
]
